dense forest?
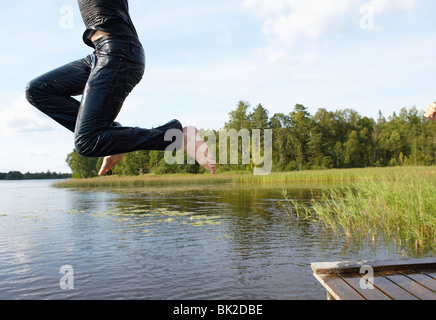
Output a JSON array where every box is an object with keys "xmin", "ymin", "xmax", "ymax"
[
  {"xmin": 0, "ymin": 171, "xmax": 72, "ymax": 181},
  {"xmin": 65, "ymin": 101, "xmax": 436, "ymax": 179}
]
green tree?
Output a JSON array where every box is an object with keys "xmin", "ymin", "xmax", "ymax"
[
  {"xmin": 62, "ymin": 100, "xmax": 436, "ymax": 177},
  {"xmin": 270, "ymin": 113, "xmax": 292, "ymax": 170},
  {"xmin": 373, "ymin": 111, "xmax": 388, "ymax": 166},
  {"xmin": 66, "ymin": 149, "xmax": 99, "ymax": 179},
  {"xmin": 249, "ymin": 103, "xmax": 270, "ymax": 130},
  {"xmin": 224, "ymin": 101, "xmax": 251, "ymax": 130},
  {"xmin": 118, "ymin": 151, "xmax": 150, "ymax": 175},
  {"xmin": 289, "ymin": 104, "xmax": 312, "ymax": 171},
  {"xmin": 6, "ymin": 171, "xmax": 24, "ymax": 180},
  {"xmin": 221, "ymin": 101, "xmax": 252, "ymax": 171},
  {"xmin": 344, "ymin": 130, "xmax": 360, "ymax": 167}
]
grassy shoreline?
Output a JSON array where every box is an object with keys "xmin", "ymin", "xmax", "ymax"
[
  {"xmin": 281, "ymin": 167, "xmax": 436, "ymax": 255},
  {"xmin": 53, "ymin": 166, "xmax": 436, "ymax": 188}
]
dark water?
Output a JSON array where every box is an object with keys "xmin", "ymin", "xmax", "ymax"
[{"xmin": 0, "ymin": 180, "xmax": 405, "ymax": 300}]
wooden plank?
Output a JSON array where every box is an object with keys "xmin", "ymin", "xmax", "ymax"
[
  {"xmin": 422, "ymin": 269, "xmax": 436, "ymax": 280},
  {"xmin": 312, "ymin": 259, "xmax": 436, "ymax": 300},
  {"xmin": 380, "ymin": 270, "xmax": 436, "ymax": 300},
  {"xmin": 338, "ymin": 273, "xmax": 391, "ymax": 300},
  {"xmin": 400, "ymin": 270, "xmax": 436, "ymax": 293},
  {"xmin": 312, "ymin": 258, "xmax": 436, "ymax": 275},
  {"xmin": 370, "ymin": 272, "xmax": 419, "ymax": 300},
  {"xmin": 326, "ymin": 291, "xmax": 335, "ymax": 301},
  {"xmin": 314, "ymin": 273, "xmax": 366, "ymax": 300}
]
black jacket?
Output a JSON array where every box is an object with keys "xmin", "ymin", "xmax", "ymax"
[{"xmin": 78, "ymin": 0, "xmax": 140, "ymax": 48}]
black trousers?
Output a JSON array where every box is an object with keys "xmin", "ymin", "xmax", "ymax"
[{"xmin": 26, "ymin": 34, "xmax": 183, "ymax": 158}]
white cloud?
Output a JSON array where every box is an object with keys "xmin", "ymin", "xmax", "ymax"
[
  {"xmin": 243, "ymin": 0, "xmax": 292, "ymax": 16},
  {"xmin": 257, "ymin": 47, "xmax": 288, "ymax": 63},
  {"xmin": 367, "ymin": 0, "xmax": 415, "ymax": 15},
  {"xmin": 243, "ymin": 0, "xmax": 417, "ymax": 47},
  {"xmin": 0, "ymin": 95, "xmax": 54, "ymax": 135},
  {"xmin": 268, "ymin": 0, "xmax": 357, "ymax": 43}
]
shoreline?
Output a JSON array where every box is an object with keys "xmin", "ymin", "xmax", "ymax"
[{"xmin": 52, "ymin": 166, "xmax": 436, "ymax": 188}]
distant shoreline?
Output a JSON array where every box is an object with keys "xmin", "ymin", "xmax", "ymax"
[{"xmin": 0, "ymin": 171, "xmax": 72, "ymax": 181}]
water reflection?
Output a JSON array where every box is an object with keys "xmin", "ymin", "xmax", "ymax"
[{"xmin": 0, "ymin": 180, "xmax": 405, "ymax": 300}]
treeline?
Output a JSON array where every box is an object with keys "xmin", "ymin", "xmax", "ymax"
[
  {"xmin": 0, "ymin": 171, "xmax": 72, "ymax": 181},
  {"xmin": 65, "ymin": 101, "xmax": 436, "ymax": 178}
]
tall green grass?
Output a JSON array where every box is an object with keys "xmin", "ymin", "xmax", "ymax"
[
  {"xmin": 53, "ymin": 173, "xmax": 233, "ymax": 188},
  {"xmin": 54, "ymin": 166, "xmax": 427, "ymax": 188},
  {"xmin": 292, "ymin": 168, "xmax": 436, "ymax": 255}
]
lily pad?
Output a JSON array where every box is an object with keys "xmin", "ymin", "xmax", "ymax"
[
  {"xmin": 111, "ymin": 217, "xmax": 131, "ymax": 223},
  {"xmin": 129, "ymin": 222, "xmax": 155, "ymax": 228},
  {"xmin": 191, "ymin": 220, "xmax": 222, "ymax": 227},
  {"xmin": 213, "ymin": 235, "xmax": 233, "ymax": 240},
  {"xmin": 190, "ymin": 215, "xmax": 222, "ymax": 220}
]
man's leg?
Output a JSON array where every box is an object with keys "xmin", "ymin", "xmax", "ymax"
[
  {"xmin": 26, "ymin": 56, "xmax": 125, "ymax": 174},
  {"xmin": 75, "ymin": 54, "xmax": 216, "ymax": 174},
  {"xmin": 26, "ymin": 57, "xmax": 92, "ymax": 132},
  {"xmin": 98, "ymin": 153, "xmax": 125, "ymax": 176},
  {"xmin": 98, "ymin": 126, "xmax": 217, "ymax": 176},
  {"xmin": 27, "ymin": 54, "xmax": 215, "ymax": 175},
  {"xmin": 183, "ymin": 126, "xmax": 216, "ymax": 174},
  {"xmin": 425, "ymin": 102, "xmax": 436, "ymax": 121},
  {"xmin": 74, "ymin": 54, "xmax": 184, "ymax": 156}
]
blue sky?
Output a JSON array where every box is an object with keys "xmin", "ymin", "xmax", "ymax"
[{"xmin": 1, "ymin": 0, "xmax": 435, "ymax": 173}]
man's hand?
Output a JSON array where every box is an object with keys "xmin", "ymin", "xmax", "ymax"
[{"xmin": 425, "ymin": 102, "xmax": 436, "ymax": 121}]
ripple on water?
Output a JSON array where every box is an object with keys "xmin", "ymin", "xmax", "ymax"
[{"xmin": 0, "ymin": 180, "xmax": 407, "ymax": 300}]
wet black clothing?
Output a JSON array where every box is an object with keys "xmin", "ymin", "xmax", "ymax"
[
  {"xmin": 26, "ymin": 0, "xmax": 183, "ymax": 158},
  {"xmin": 78, "ymin": 0, "xmax": 139, "ymax": 48}
]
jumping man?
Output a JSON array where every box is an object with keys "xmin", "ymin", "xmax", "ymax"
[{"xmin": 26, "ymin": 0, "xmax": 216, "ymax": 175}]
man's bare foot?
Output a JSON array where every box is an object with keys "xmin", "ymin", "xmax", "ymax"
[
  {"xmin": 98, "ymin": 154, "xmax": 125, "ymax": 176},
  {"xmin": 183, "ymin": 126, "xmax": 216, "ymax": 174},
  {"xmin": 425, "ymin": 102, "xmax": 436, "ymax": 121}
]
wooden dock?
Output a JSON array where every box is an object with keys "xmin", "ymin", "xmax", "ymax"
[{"xmin": 312, "ymin": 258, "xmax": 436, "ymax": 300}]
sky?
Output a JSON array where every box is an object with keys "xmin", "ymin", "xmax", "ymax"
[{"xmin": 1, "ymin": 0, "xmax": 436, "ymax": 173}]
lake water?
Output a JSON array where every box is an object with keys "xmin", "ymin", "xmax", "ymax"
[{"xmin": 0, "ymin": 179, "xmax": 406, "ymax": 300}]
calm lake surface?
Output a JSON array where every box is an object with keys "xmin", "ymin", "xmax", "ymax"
[{"xmin": 0, "ymin": 179, "xmax": 406, "ymax": 300}]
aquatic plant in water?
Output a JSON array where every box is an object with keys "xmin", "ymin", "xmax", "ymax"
[
  {"xmin": 86, "ymin": 205, "xmax": 224, "ymax": 235},
  {"xmin": 282, "ymin": 170, "xmax": 436, "ymax": 256}
]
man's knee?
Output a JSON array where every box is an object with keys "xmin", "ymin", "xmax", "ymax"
[
  {"xmin": 75, "ymin": 134, "xmax": 97, "ymax": 158},
  {"xmin": 25, "ymin": 78, "xmax": 46, "ymax": 108}
]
